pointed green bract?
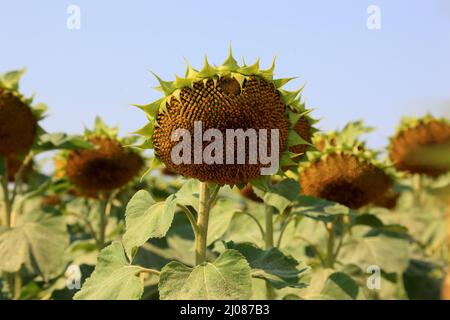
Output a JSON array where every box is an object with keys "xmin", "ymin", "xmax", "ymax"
[{"xmin": 0, "ymin": 69, "xmax": 48, "ymax": 120}]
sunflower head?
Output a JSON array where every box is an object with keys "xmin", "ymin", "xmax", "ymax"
[
  {"xmin": 57, "ymin": 118, "xmax": 144, "ymax": 196},
  {"xmin": 389, "ymin": 115, "xmax": 450, "ymax": 177},
  {"xmin": 300, "ymin": 123, "xmax": 392, "ymax": 209},
  {"xmin": 133, "ymin": 50, "xmax": 317, "ymax": 185},
  {"xmin": 0, "ymin": 69, "xmax": 45, "ymax": 158}
]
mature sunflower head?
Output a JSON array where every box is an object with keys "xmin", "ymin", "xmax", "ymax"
[
  {"xmin": 58, "ymin": 118, "xmax": 144, "ymax": 195},
  {"xmin": 389, "ymin": 115, "xmax": 450, "ymax": 177},
  {"xmin": 300, "ymin": 123, "xmax": 392, "ymax": 209},
  {"xmin": 133, "ymin": 50, "xmax": 317, "ymax": 185},
  {"xmin": 0, "ymin": 70, "xmax": 43, "ymax": 158}
]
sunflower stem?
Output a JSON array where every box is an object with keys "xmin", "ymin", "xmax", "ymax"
[
  {"xmin": 277, "ymin": 213, "xmax": 295, "ymax": 247},
  {"xmin": 195, "ymin": 182, "xmax": 212, "ymax": 265},
  {"xmin": 10, "ymin": 152, "xmax": 33, "ymax": 208},
  {"xmin": 13, "ymin": 270, "xmax": 22, "ymax": 300},
  {"xmin": 264, "ymin": 204, "xmax": 276, "ymax": 300},
  {"xmin": 412, "ymin": 174, "xmax": 423, "ymax": 206},
  {"xmin": 1, "ymin": 158, "xmax": 11, "ymax": 228},
  {"xmin": 97, "ymin": 192, "xmax": 112, "ymax": 249},
  {"xmin": 325, "ymin": 221, "xmax": 337, "ymax": 268}
]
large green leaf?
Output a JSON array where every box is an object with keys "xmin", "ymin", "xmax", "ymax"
[
  {"xmin": 207, "ymin": 199, "xmax": 237, "ymax": 246},
  {"xmin": 224, "ymin": 242, "xmax": 309, "ymax": 289},
  {"xmin": 174, "ymin": 179, "xmax": 200, "ymax": 211},
  {"xmin": 291, "ymin": 196, "xmax": 351, "ymax": 222},
  {"xmin": 74, "ymin": 242, "xmax": 143, "ymax": 300},
  {"xmin": 253, "ymin": 179, "xmax": 299, "ymax": 213},
  {"xmin": 159, "ymin": 249, "xmax": 252, "ymax": 300},
  {"xmin": 301, "ymin": 269, "xmax": 359, "ymax": 300},
  {"xmin": 123, "ymin": 191, "xmax": 177, "ymax": 258},
  {"xmin": 339, "ymin": 236, "xmax": 410, "ymax": 273},
  {"xmin": 0, "ymin": 210, "xmax": 69, "ymax": 281}
]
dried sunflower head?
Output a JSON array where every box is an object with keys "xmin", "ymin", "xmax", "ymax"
[
  {"xmin": 0, "ymin": 70, "xmax": 45, "ymax": 158},
  {"xmin": 57, "ymin": 118, "xmax": 144, "ymax": 195},
  {"xmin": 389, "ymin": 115, "xmax": 450, "ymax": 177},
  {"xmin": 133, "ymin": 50, "xmax": 317, "ymax": 185},
  {"xmin": 300, "ymin": 122, "xmax": 392, "ymax": 209}
]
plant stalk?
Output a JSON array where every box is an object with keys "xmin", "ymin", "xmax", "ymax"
[
  {"xmin": 1, "ymin": 158, "xmax": 11, "ymax": 228},
  {"xmin": 97, "ymin": 193, "xmax": 112, "ymax": 249},
  {"xmin": 13, "ymin": 271, "xmax": 22, "ymax": 300},
  {"xmin": 412, "ymin": 174, "xmax": 423, "ymax": 206},
  {"xmin": 195, "ymin": 182, "xmax": 210, "ymax": 265},
  {"xmin": 325, "ymin": 221, "xmax": 336, "ymax": 268},
  {"xmin": 264, "ymin": 204, "xmax": 275, "ymax": 299}
]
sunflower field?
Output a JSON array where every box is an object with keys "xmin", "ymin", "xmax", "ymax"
[{"xmin": 0, "ymin": 51, "xmax": 449, "ymax": 301}]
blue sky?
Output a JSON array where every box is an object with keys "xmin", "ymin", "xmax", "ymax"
[{"xmin": 1, "ymin": 0, "xmax": 449, "ymax": 149}]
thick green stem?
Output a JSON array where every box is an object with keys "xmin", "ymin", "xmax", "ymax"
[
  {"xmin": 1, "ymin": 158, "xmax": 25, "ymax": 299},
  {"xmin": 412, "ymin": 174, "xmax": 423, "ymax": 206},
  {"xmin": 1, "ymin": 158, "xmax": 11, "ymax": 227},
  {"xmin": 195, "ymin": 182, "xmax": 211, "ymax": 265},
  {"xmin": 264, "ymin": 204, "xmax": 275, "ymax": 299},
  {"xmin": 13, "ymin": 271, "xmax": 22, "ymax": 300},
  {"xmin": 325, "ymin": 221, "xmax": 336, "ymax": 268},
  {"xmin": 264, "ymin": 205, "xmax": 274, "ymax": 249},
  {"xmin": 97, "ymin": 193, "xmax": 112, "ymax": 249}
]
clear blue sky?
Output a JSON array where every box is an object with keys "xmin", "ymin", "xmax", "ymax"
[{"xmin": 1, "ymin": 0, "xmax": 449, "ymax": 148}]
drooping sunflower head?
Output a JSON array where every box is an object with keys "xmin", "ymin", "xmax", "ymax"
[
  {"xmin": 299, "ymin": 123, "xmax": 393, "ymax": 209},
  {"xmin": 0, "ymin": 69, "xmax": 46, "ymax": 158},
  {"xmin": 57, "ymin": 118, "xmax": 144, "ymax": 196},
  {"xmin": 133, "ymin": 50, "xmax": 317, "ymax": 185},
  {"xmin": 389, "ymin": 115, "xmax": 450, "ymax": 177}
]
